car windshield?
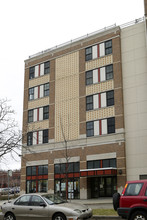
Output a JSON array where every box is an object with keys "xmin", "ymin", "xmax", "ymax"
[{"xmin": 42, "ymin": 194, "xmax": 66, "ymax": 205}]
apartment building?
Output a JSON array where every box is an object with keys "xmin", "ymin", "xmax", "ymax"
[
  {"xmin": 21, "ymin": 23, "xmax": 126, "ymax": 199},
  {"xmin": 21, "ymin": 1, "xmax": 147, "ymax": 199}
]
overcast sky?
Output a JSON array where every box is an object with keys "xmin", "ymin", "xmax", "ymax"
[{"xmin": 0, "ymin": 0, "xmax": 144, "ymax": 170}]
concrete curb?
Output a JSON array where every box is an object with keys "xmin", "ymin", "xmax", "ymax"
[{"xmin": 92, "ymin": 216, "xmax": 121, "ymax": 220}]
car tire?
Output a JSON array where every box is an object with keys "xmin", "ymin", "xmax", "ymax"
[
  {"xmin": 113, "ymin": 192, "xmax": 120, "ymax": 211},
  {"xmin": 130, "ymin": 211, "xmax": 147, "ymax": 220},
  {"xmin": 4, "ymin": 212, "xmax": 16, "ymax": 220},
  {"xmin": 53, "ymin": 213, "xmax": 66, "ymax": 220}
]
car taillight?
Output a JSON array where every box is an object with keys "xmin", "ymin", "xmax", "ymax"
[{"xmin": 121, "ymin": 183, "xmax": 128, "ymax": 195}]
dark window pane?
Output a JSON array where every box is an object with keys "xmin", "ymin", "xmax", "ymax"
[
  {"xmin": 43, "ymin": 106, "xmax": 49, "ymax": 120},
  {"xmin": 94, "ymin": 160, "xmax": 101, "ymax": 168},
  {"xmin": 68, "ymin": 163, "xmax": 73, "ymax": 173},
  {"xmin": 43, "ymin": 129, "xmax": 48, "ymax": 143},
  {"xmin": 44, "ymin": 83, "xmax": 49, "ymax": 96},
  {"xmin": 55, "ymin": 164, "xmax": 60, "ymax": 174},
  {"xmin": 87, "ymin": 161, "xmax": 93, "ymax": 169},
  {"xmin": 106, "ymin": 65, "xmax": 113, "ymax": 80},
  {"xmin": 86, "ymin": 95, "xmax": 93, "ymax": 111},
  {"xmin": 107, "ymin": 117, "xmax": 115, "ymax": 134},
  {"xmin": 28, "ymin": 110, "xmax": 33, "ymax": 123},
  {"xmin": 61, "ymin": 164, "xmax": 66, "ymax": 173},
  {"xmin": 105, "ymin": 40, "xmax": 112, "ymax": 55},
  {"xmin": 32, "ymin": 166, "xmax": 36, "ymax": 175},
  {"xmin": 74, "ymin": 162, "xmax": 80, "ymax": 172},
  {"xmin": 27, "ymin": 132, "xmax": 33, "ymax": 146},
  {"xmin": 107, "ymin": 91, "xmax": 114, "ymax": 106},
  {"xmin": 85, "ymin": 47, "xmax": 92, "ymax": 61},
  {"xmin": 86, "ymin": 70, "xmax": 93, "ymax": 85},
  {"xmin": 86, "ymin": 121, "xmax": 94, "ymax": 137},
  {"xmin": 29, "ymin": 67, "xmax": 35, "ymax": 79},
  {"xmin": 29, "ymin": 88, "xmax": 34, "ymax": 100},
  {"xmin": 44, "ymin": 61, "xmax": 50, "ymax": 74},
  {"xmin": 110, "ymin": 159, "xmax": 116, "ymax": 168},
  {"xmin": 26, "ymin": 167, "xmax": 31, "ymax": 176},
  {"xmin": 103, "ymin": 159, "xmax": 109, "ymax": 168}
]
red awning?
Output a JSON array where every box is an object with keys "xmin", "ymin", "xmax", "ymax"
[{"xmin": 80, "ymin": 167, "xmax": 117, "ymax": 177}]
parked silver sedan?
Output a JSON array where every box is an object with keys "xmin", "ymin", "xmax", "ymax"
[{"xmin": 0, "ymin": 194, "xmax": 92, "ymax": 220}]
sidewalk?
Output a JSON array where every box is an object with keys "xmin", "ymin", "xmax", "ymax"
[{"xmin": 69, "ymin": 197, "xmax": 113, "ymax": 209}]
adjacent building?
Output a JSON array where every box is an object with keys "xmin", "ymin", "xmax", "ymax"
[{"xmin": 21, "ymin": 1, "xmax": 147, "ymax": 199}]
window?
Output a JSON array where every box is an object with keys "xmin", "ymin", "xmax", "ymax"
[
  {"xmin": 87, "ymin": 160, "xmax": 101, "ymax": 169},
  {"xmin": 44, "ymin": 83, "xmax": 49, "ymax": 96},
  {"xmin": 124, "ymin": 183, "xmax": 143, "ymax": 196},
  {"xmin": 26, "ymin": 167, "xmax": 31, "ymax": 176},
  {"xmin": 107, "ymin": 117, "xmax": 115, "ymax": 134},
  {"xmin": 86, "ymin": 95, "xmax": 93, "ymax": 111},
  {"xmin": 29, "ymin": 67, "xmax": 35, "ymax": 79},
  {"xmin": 86, "ymin": 70, "xmax": 93, "ymax": 85},
  {"xmin": 29, "ymin": 88, "xmax": 34, "ymax": 100},
  {"xmin": 38, "ymin": 180, "xmax": 48, "ymax": 192},
  {"xmin": 28, "ymin": 110, "xmax": 33, "ymax": 123},
  {"xmin": 15, "ymin": 195, "xmax": 31, "ymax": 206},
  {"xmin": 44, "ymin": 61, "xmax": 50, "ymax": 74},
  {"xmin": 107, "ymin": 91, "xmax": 114, "ymax": 106},
  {"xmin": 105, "ymin": 40, "xmax": 112, "ymax": 55},
  {"xmin": 55, "ymin": 164, "xmax": 60, "ymax": 174},
  {"xmin": 106, "ymin": 65, "xmax": 113, "ymax": 80},
  {"xmin": 86, "ymin": 121, "xmax": 94, "ymax": 137},
  {"xmin": 27, "ymin": 132, "xmax": 33, "ymax": 146},
  {"xmin": 85, "ymin": 47, "xmax": 92, "ymax": 61},
  {"xmin": 61, "ymin": 164, "xmax": 66, "ymax": 173},
  {"xmin": 43, "ymin": 106, "xmax": 49, "ymax": 120},
  {"xmin": 68, "ymin": 163, "xmax": 74, "ymax": 173},
  {"xmin": 74, "ymin": 162, "xmax": 80, "ymax": 172},
  {"xmin": 38, "ymin": 165, "xmax": 48, "ymax": 175},
  {"xmin": 31, "ymin": 195, "xmax": 45, "ymax": 206},
  {"xmin": 43, "ymin": 129, "xmax": 48, "ymax": 143}
]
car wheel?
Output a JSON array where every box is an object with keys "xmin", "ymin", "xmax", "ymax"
[
  {"xmin": 53, "ymin": 213, "xmax": 66, "ymax": 220},
  {"xmin": 130, "ymin": 211, "xmax": 147, "ymax": 220},
  {"xmin": 113, "ymin": 192, "xmax": 120, "ymax": 211},
  {"xmin": 4, "ymin": 213, "xmax": 16, "ymax": 220}
]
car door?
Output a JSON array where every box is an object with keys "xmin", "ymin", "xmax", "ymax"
[
  {"xmin": 28, "ymin": 195, "xmax": 49, "ymax": 220},
  {"xmin": 12, "ymin": 195, "xmax": 32, "ymax": 220}
]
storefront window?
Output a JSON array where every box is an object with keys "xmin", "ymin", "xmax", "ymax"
[{"xmin": 38, "ymin": 180, "xmax": 48, "ymax": 192}]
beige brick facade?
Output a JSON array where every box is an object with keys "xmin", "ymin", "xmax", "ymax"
[{"xmin": 22, "ymin": 25, "xmax": 126, "ymax": 198}]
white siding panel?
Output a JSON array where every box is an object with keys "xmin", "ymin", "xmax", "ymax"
[
  {"xmin": 40, "ymin": 63, "xmax": 44, "ymax": 76},
  {"xmin": 40, "ymin": 85, "xmax": 44, "ymax": 98},
  {"xmin": 94, "ymin": 121, "xmax": 99, "ymax": 136},
  {"xmin": 35, "ymin": 65, "xmax": 39, "ymax": 78},
  {"xmin": 38, "ymin": 131, "xmax": 43, "ymax": 144},
  {"xmin": 101, "ymin": 93, "xmax": 106, "ymax": 108},
  {"xmin": 93, "ymin": 69, "xmax": 98, "ymax": 84},
  {"xmin": 93, "ymin": 94, "xmax": 99, "ymax": 109},
  {"xmin": 39, "ymin": 108, "xmax": 43, "ymax": 121},
  {"xmin": 102, "ymin": 119, "xmax": 107, "ymax": 135},
  {"xmin": 34, "ymin": 109, "xmax": 37, "ymax": 122},
  {"xmin": 34, "ymin": 87, "xmax": 38, "ymax": 99},
  {"xmin": 99, "ymin": 43, "xmax": 105, "ymax": 57},
  {"xmin": 33, "ymin": 132, "xmax": 37, "ymax": 145},
  {"xmin": 100, "ymin": 67, "xmax": 106, "ymax": 82},
  {"xmin": 92, "ymin": 45, "xmax": 97, "ymax": 59}
]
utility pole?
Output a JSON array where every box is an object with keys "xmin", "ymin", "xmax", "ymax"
[{"xmin": 8, "ymin": 170, "xmax": 12, "ymax": 202}]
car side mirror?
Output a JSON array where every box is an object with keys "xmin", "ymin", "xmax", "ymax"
[{"xmin": 40, "ymin": 202, "xmax": 46, "ymax": 207}]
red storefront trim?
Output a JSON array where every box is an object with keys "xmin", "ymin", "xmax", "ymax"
[{"xmin": 80, "ymin": 168, "xmax": 117, "ymax": 177}]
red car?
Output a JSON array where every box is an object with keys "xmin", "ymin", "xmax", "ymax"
[{"xmin": 113, "ymin": 180, "xmax": 147, "ymax": 220}]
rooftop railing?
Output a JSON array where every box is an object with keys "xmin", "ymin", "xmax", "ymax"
[{"xmin": 29, "ymin": 17, "xmax": 144, "ymax": 59}]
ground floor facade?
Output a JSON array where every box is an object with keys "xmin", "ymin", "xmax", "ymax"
[{"xmin": 21, "ymin": 135, "xmax": 126, "ymax": 199}]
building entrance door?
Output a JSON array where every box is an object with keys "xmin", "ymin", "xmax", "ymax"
[{"xmin": 91, "ymin": 176, "xmax": 117, "ymax": 198}]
